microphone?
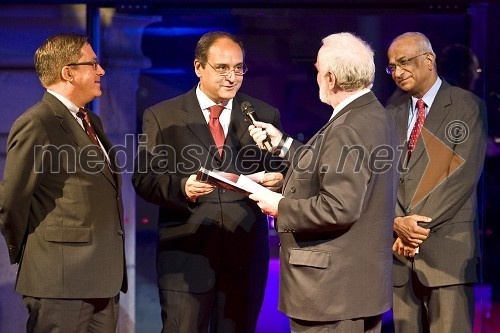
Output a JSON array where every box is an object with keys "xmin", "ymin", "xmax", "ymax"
[{"xmin": 241, "ymin": 101, "xmax": 273, "ymax": 151}]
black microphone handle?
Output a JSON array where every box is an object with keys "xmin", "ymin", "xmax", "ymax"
[
  {"xmin": 241, "ymin": 101, "xmax": 273, "ymax": 151},
  {"xmin": 248, "ymin": 114, "xmax": 273, "ymax": 151}
]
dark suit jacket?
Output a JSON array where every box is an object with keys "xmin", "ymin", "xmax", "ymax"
[
  {"xmin": 0, "ymin": 92, "xmax": 127, "ymax": 298},
  {"xmin": 132, "ymin": 86, "xmax": 283, "ymax": 293},
  {"xmin": 276, "ymin": 91, "xmax": 399, "ymax": 322},
  {"xmin": 387, "ymin": 80, "xmax": 487, "ymax": 287}
]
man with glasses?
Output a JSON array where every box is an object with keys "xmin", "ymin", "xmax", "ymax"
[
  {"xmin": 0, "ymin": 33, "xmax": 127, "ymax": 332},
  {"xmin": 386, "ymin": 32, "xmax": 487, "ymax": 333},
  {"xmin": 132, "ymin": 31, "xmax": 284, "ymax": 333}
]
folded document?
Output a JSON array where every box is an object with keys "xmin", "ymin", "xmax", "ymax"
[{"xmin": 196, "ymin": 168, "xmax": 274, "ymax": 196}]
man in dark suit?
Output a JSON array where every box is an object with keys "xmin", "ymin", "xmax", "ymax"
[
  {"xmin": 386, "ymin": 32, "xmax": 487, "ymax": 333},
  {"xmin": 247, "ymin": 32, "xmax": 398, "ymax": 333},
  {"xmin": 0, "ymin": 33, "xmax": 127, "ymax": 332},
  {"xmin": 132, "ymin": 31, "xmax": 283, "ymax": 333}
]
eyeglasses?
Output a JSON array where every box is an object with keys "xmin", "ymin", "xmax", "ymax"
[
  {"xmin": 386, "ymin": 53, "xmax": 428, "ymax": 75},
  {"xmin": 66, "ymin": 59, "xmax": 99, "ymax": 70},
  {"xmin": 206, "ymin": 62, "xmax": 248, "ymax": 76}
]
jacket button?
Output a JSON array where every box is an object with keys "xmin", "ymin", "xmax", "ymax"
[
  {"xmin": 405, "ymin": 207, "xmax": 411, "ymax": 214},
  {"xmin": 118, "ymin": 230, "xmax": 124, "ymax": 235},
  {"xmin": 290, "ymin": 187, "xmax": 296, "ymax": 193},
  {"xmin": 399, "ymin": 178, "xmax": 404, "ymax": 183}
]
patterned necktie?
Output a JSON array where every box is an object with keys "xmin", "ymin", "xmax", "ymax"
[
  {"xmin": 408, "ymin": 99, "xmax": 426, "ymax": 158},
  {"xmin": 76, "ymin": 108, "xmax": 114, "ymax": 176},
  {"xmin": 208, "ymin": 105, "xmax": 225, "ymax": 156},
  {"xmin": 76, "ymin": 108, "xmax": 100, "ymax": 146}
]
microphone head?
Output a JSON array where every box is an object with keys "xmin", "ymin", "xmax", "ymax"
[{"xmin": 240, "ymin": 101, "xmax": 254, "ymax": 115}]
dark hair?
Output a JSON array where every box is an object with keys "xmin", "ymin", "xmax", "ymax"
[
  {"xmin": 194, "ymin": 31, "xmax": 244, "ymax": 66},
  {"xmin": 34, "ymin": 33, "xmax": 89, "ymax": 87}
]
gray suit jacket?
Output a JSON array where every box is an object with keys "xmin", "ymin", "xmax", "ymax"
[
  {"xmin": 387, "ymin": 80, "xmax": 487, "ymax": 287},
  {"xmin": 0, "ymin": 92, "xmax": 127, "ymax": 298},
  {"xmin": 277, "ymin": 91, "xmax": 399, "ymax": 322}
]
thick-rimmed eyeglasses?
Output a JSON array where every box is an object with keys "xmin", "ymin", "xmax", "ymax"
[
  {"xmin": 66, "ymin": 59, "xmax": 99, "ymax": 70},
  {"xmin": 386, "ymin": 53, "xmax": 428, "ymax": 75},
  {"xmin": 206, "ymin": 62, "xmax": 248, "ymax": 76}
]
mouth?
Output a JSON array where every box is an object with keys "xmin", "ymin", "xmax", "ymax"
[{"xmin": 397, "ymin": 77, "xmax": 409, "ymax": 85}]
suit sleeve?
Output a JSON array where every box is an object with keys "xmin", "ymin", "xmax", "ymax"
[
  {"xmin": 0, "ymin": 115, "xmax": 45, "ymax": 264},
  {"xmin": 418, "ymin": 97, "xmax": 487, "ymax": 229},
  {"xmin": 278, "ymin": 124, "xmax": 371, "ymax": 232},
  {"xmin": 132, "ymin": 109, "xmax": 188, "ymax": 208}
]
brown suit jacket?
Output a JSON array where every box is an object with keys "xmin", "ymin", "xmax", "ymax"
[
  {"xmin": 0, "ymin": 92, "xmax": 127, "ymax": 298},
  {"xmin": 277, "ymin": 91, "xmax": 399, "ymax": 321},
  {"xmin": 387, "ymin": 80, "xmax": 487, "ymax": 288}
]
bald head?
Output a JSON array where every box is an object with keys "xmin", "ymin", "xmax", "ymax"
[{"xmin": 387, "ymin": 32, "xmax": 438, "ymax": 98}]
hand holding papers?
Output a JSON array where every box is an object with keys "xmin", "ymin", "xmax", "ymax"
[{"xmin": 196, "ymin": 168, "xmax": 275, "ymax": 196}]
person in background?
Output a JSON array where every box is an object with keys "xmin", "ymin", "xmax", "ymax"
[
  {"xmin": 0, "ymin": 33, "xmax": 127, "ymax": 332},
  {"xmin": 132, "ymin": 31, "xmax": 284, "ymax": 333},
  {"xmin": 386, "ymin": 32, "xmax": 487, "ymax": 333},
  {"xmin": 247, "ymin": 32, "xmax": 398, "ymax": 333},
  {"xmin": 438, "ymin": 43, "xmax": 482, "ymax": 92}
]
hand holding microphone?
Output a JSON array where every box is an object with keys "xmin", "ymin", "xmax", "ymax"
[{"xmin": 241, "ymin": 101, "xmax": 283, "ymax": 152}]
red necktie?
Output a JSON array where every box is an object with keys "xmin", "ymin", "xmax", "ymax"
[
  {"xmin": 208, "ymin": 105, "xmax": 225, "ymax": 156},
  {"xmin": 408, "ymin": 99, "xmax": 426, "ymax": 158},
  {"xmin": 76, "ymin": 108, "xmax": 114, "ymax": 176}
]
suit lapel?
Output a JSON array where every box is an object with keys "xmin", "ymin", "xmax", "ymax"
[
  {"xmin": 180, "ymin": 90, "xmax": 253, "ymax": 164},
  {"xmin": 283, "ymin": 92, "xmax": 378, "ymax": 188},
  {"xmin": 407, "ymin": 81, "xmax": 452, "ymax": 169},
  {"xmin": 44, "ymin": 93, "xmax": 92, "ymax": 150},
  {"xmin": 181, "ymin": 89, "xmax": 222, "ymax": 163},
  {"xmin": 44, "ymin": 93, "xmax": 117, "ymax": 188},
  {"xmin": 86, "ymin": 111, "xmax": 119, "ymax": 188},
  {"xmin": 231, "ymin": 96, "xmax": 252, "ymax": 142},
  {"xmin": 393, "ymin": 99, "xmax": 410, "ymax": 169}
]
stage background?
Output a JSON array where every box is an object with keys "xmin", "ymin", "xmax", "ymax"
[{"xmin": 0, "ymin": 1, "xmax": 499, "ymax": 332}]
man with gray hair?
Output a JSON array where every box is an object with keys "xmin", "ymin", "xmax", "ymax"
[
  {"xmin": 386, "ymin": 32, "xmax": 487, "ymax": 333},
  {"xmin": 247, "ymin": 32, "xmax": 398, "ymax": 333}
]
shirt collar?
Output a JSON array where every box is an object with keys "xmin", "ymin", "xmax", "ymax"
[
  {"xmin": 46, "ymin": 89, "xmax": 80, "ymax": 115},
  {"xmin": 330, "ymin": 88, "xmax": 371, "ymax": 120},
  {"xmin": 195, "ymin": 84, "xmax": 233, "ymax": 112},
  {"xmin": 410, "ymin": 77, "xmax": 442, "ymax": 113}
]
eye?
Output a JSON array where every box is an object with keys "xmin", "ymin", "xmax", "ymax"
[
  {"xmin": 399, "ymin": 59, "xmax": 409, "ymax": 66},
  {"xmin": 215, "ymin": 65, "xmax": 229, "ymax": 72}
]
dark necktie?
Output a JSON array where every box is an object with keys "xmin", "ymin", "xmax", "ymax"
[
  {"xmin": 76, "ymin": 108, "xmax": 114, "ymax": 176},
  {"xmin": 408, "ymin": 99, "xmax": 426, "ymax": 158},
  {"xmin": 77, "ymin": 108, "xmax": 100, "ymax": 146},
  {"xmin": 208, "ymin": 105, "xmax": 225, "ymax": 156}
]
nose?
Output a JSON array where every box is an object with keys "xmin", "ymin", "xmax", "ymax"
[
  {"xmin": 393, "ymin": 64, "xmax": 404, "ymax": 77},
  {"xmin": 97, "ymin": 64, "xmax": 105, "ymax": 76},
  {"xmin": 224, "ymin": 69, "xmax": 236, "ymax": 80}
]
